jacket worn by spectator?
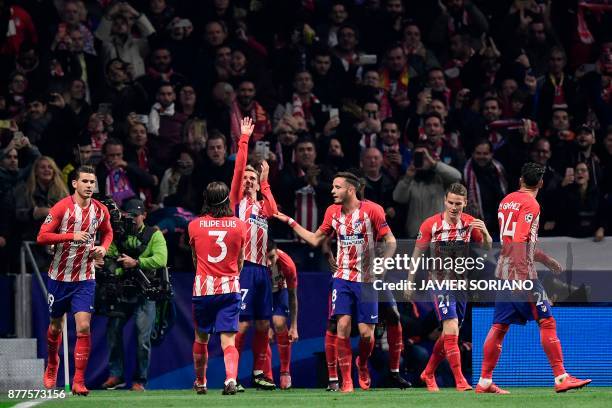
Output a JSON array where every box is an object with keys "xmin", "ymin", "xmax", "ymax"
[{"xmin": 392, "ymin": 161, "xmax": 462, "ymax": 238}]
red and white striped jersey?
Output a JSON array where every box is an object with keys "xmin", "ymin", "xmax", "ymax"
[
  {"xmin": 270, "ymin": 249, "xmax": 298, "ymax": 292},
  {"xmin": 496, "ymin": 191, "xmax": 540, "ymax": 280},
  {"xmin": 416, "ymin": 212, "xmax": 484, "ymax": 280},
  {"xmin": 319, "ymin": 201, "xmax": 390, "ymax": 282},
  {"xmin": 294, "ymin": 184, "xmax": 318, "ymax": 233},
  {"xmin": 229, "ymin": 132, "xmax": 279, "ymax": 266},
  {"xmin": 188, "ymin": 215, "xmax": 247, "ymax": 296},
  {"xmin": 37, "ymin": 196, "xmax": 112, "ymax": 282}
]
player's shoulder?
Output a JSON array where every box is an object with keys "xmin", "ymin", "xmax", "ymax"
[
  {"xmin": 324, "ymin": 203, "xmax": 342, "ymax": 216},
  {"xmin": 460, "ymin": 212, "xmax": 476, "ymax": 223},
  {"xmin": 421, "ymin": 212, "xmax": 443, "ymax": 228},
  {"xmin": 362, "ymin": 199, "xmax": 384, "ymax": 212},
  {"xmin": 91, "ymin": 198, "xmax": 109, "ymax": 211}
]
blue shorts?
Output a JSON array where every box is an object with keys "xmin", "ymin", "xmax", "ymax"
[
  {"xmin": 239, "ymin": 261, "xmax": 273, "ymax": 321},
  {"xmin": 47, "ymin": 278, "xmax": 95, "ymax": 318},
  {"xmin": 431, "ymin": 289, "xmax": 467, "ymax": 325},
  {"xmin": 272, "ymin": 289, "xmax": 289, "ymax": 318},
  {"xmin": 493, "ymin": 280, "xmax": 553, "ymax": 325},
  {"xmin": 331, "ymin": 278, "xmax": 378, "ymax": 324},
  {"xmin": 192, "ymin": 293, "xmax": 241, "ymax": 334}
]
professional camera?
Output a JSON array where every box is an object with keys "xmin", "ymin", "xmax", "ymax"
[{"xmin": 101, "ymin": 197, "xmax": 138, "ymax": 240}]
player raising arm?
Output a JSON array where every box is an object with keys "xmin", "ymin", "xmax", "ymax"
[
  {"xmin": 37, "ymin": 165, "xmax": 113, "ymax": 396},
  {"xmin": 276, "ymin": 171, "xmax": 396, "ymax": 393},
  {"xmin": 189, "ymin": 182, "xmax": 247, "ymax": 396},
  {"xmin": 229, "ymin": 116, "xmax": 279, "ymax": 390}
]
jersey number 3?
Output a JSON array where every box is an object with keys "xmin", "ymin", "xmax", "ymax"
[{"xmin": 208, "ymin": 231, "xmax": 227, "ymax": 263}]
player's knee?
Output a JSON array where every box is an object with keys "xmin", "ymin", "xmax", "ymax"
[
  {"xmin": 76, "ymin": 323, "xmax": 90, "ymax": 334},
  {"xmin": 326, "ymin": 319, "xmax": 338, "ymax": 334},
  {"xmin": 49, "ymin": 320, "xmax": 62, "ymax": 333},
  {"xmin": 255, "ymin": 319, "xmax": 270, "ymax": 332},
  {"xmin": 539, "ymin": 317, "xmax": 556, "ymax": 330},
  {"xmin": 492, "ymin": 323, "xmax": 510, "ymax": 333}
]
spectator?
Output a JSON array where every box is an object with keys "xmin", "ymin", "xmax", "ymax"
[
  {"xmin": 525, "ymin": 18, "xmax": 560, "ymax": 78},
  {"xmin": 316, "ymin": 2, "xmax": 350, "ymax": 48},
  {"xmin": 310, "ymin": 47, "xmax": 345, "ymax": 106},
  {"xmin": 392, "ymin": 146, "xmax": 462, "ymax": 238},
  {"xmin": 124, "ymin": 121, "xmax": 160, "ymax": 206},
  {"xmin": 145, "ymin": 0, "xmax": 176, "ymax": 33},
  {"xmin": 229, "ymin": 80, "xmax": 271, "ymax": 152},
  {"xmin": 0, "ymin": 1, "xmax": 37, "ymax": 57},
  {"xmin": 338, "ymin": 99, "xmax": 382, "ymax": 167},
  {"xmin": 191, "ymin": 131, "xmax": 235, "ymax": 210},
  {"xmin": 274, "ymin": 70, "xmax": 326, "ymax": 133},
  {"xmin": 275, "ymin": 136, "xmax": 334, "ymax": 236},
  {"xmin": 12, "ymin": 156, "xmax": 69, "ymax": 242},
  {"xmin": 332, "ymin": 24, "xmax": 361, "ymax": 76},
  {"xmin": 324, "ymin": 137, "xmax": 346, "ymax": 173},
  {"xmin": 599, "ymin": 126, "xmax": 612, "ymax": 195},
  {"xmin": 554, "ymin": 162, "xmax": 607, "ymax": 240},
  {"xmin": 422, "ymin": 112, "xmax": 464, "ymax": 171},
  {"xmin": 66, "ymin": 78, "xmax": 94, "ymax": 131},
  {"xmin": 138, "ymin": 46, "xmax": 187, "ymax": 104},
  {"xmin": 182, "ymin": 118, "xmax": 208, "ymax": 160},
  {"xmin": 148, "ymin": 83, "xmax": 188, "ymax": 167},
  {"xmin": 95, "ymin": 138, "xmax": 156, "ymax": 207},
  {"xmin": 379, "ymin": 44, "xmax": 411, "ymax": 117},
  {"xmin": 176, "ymin": 84, "xmax": 204, "ymax": 118},
  {"xmin": 429, "ymin": 0, "xmax": 489, "ymax": 56},
  {"xmin": 60, "ymin": 26, "xmax": 102, "ymax": 104},
  {"xmin": 162, "ymin": 147, "xmax": 200, "ymax": 213},
  {"xmin": 0, "ymin": 133, "xmax": 40, "ymax": 197},
  {"xmin": 535, "ymin": 46, "xmax": 583, "ymax": 127},
  {"xmin": 158, "ymin": 146, "xmax": 196, "ymax": 206},
  {"xmin": 401, "ymin": 21, "xmax": 440, "ymax": 79},
  {"xmin": 51, "ymin": 0, "xmax": 93, "ymax": 55},
  {"xmin": 463, "ymin": 139, "xmax": 508, "ymax": 236},
  {"xmin": 95, "ymin": 2, "xmax": 155, "ymax": 79},
  {"xmin": 360, "ymin": 147, "xmax": 396, "ymax": 218},
  {"xmin": 378, "ymin": 118, "xmax": 411, "ymax": 181},
  {"xmin": 22, "ymin": 93, "xmax": 78, "ymax": 168},
  {"xmin": 528, "ymin": 137, "xmax": 562, "ymax": 234},
  {"xmin": 61, "ymin": 137, "xmax": 93, "ymax": 185},
  {"xmin": 164, "ymin": 17, "xmax": 197, "ymax": 79},
  {"xmin": 98, "ymin": 59, "xmax": 149, "ymax": 127}
]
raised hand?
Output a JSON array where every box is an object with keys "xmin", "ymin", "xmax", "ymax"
[
  {"xmin": 260, "ymin": 160, "xmax": 270, "ymax": 182},
  {"xmin": 240, "ymin": 117, "xmax": 255, "ymax": 137}
]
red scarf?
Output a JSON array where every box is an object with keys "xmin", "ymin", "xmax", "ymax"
[
  {"xmin": 380, "ymin": 67, "xmax": 410, "ymax": 96},
  {"xmin": 550, "ymin": 73, "xmax": 567, "ymax": 108}
]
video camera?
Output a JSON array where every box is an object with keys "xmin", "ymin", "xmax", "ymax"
[{"xmin": 95, "ymin": 198, "xmax": 174, "ymax": 317}]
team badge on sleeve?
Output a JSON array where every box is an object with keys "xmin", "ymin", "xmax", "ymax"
[
  {"xmin": 44, "ymin": 214, "xmax": 53, "ymax": 224},
  {"xmin": 525, "ymin": 213, "xmax": 533, "ymax": 223}
]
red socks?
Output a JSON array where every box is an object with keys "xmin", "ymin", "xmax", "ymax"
[
  {"xmin": 276, "ymin": 329, "xmax": 291, "ymax": 374},
  {"xmin": 325, "ymin": 331, "xmax": 338, "ymax": 380},
  {"xmin": 481, "ymin": 323, "xmax": 509, "ymax": 379},
  {"xmin": 424, "ymin": 334, "xmax": 446, "ymax": 376},
  {"xmin": 47, "ymin": 327, "xmax": 61, "ymax": 367},
  {"xmin": 444, "ymin": 334, "xmax": 466, "ymax": 383},
  {"xmin": 337, "ymin": 336, "xmax": 352, "ymax": 384},
  {"xmin": 358, "ymin": 335, "xmax": 374, "ymax": 367},
  {"xmin": 73, "ymin": 333, "xmax": 90, "ymax": 384},
  {"xmin": 252, "ymin": 329, "xmax": 269, "ymax": 372},
  {"xmin": 539, "ymin": 317, "xmax": 566, "ymax": 377},
  {"xmin": 223, "ymin": 345, "xmax": 239, "ymax": 382},
  {"xmin": 235, "ymin": 331, "xmax": 245, "ymax": 353},
  {"xmin": 264, "ymin": 343, "xmax": 273, "ymax": 379},
  {"xmin": 386, "ymin": 322, "xmax": 403, "ymax": 372},
  {"xmin": 193, "ymin": 341, "xmax": 208, "ymax": 385}
]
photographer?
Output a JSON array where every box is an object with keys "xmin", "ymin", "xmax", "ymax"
[{"xmin": 101, "ymin": 199, "xmax": 168, "ymax": 391}]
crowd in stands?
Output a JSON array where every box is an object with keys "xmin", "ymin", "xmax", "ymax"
[{"xmin": 1, "ymin": 0, "xmax": 611, "ymax": 276}]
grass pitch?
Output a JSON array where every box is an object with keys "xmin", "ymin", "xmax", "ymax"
[{"xmin": 2, "ymin": 388, "xmax": 612, "ymax": 408}]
